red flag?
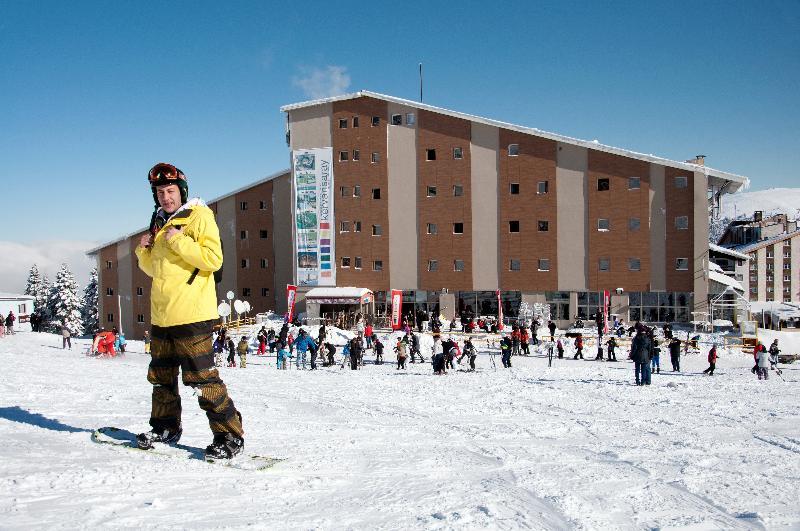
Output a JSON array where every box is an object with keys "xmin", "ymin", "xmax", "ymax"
[
  {"xmin": 286, "ymin": 284, "xmax": 297, "ymax": 322},
  {"xmin": 390, "ymin": 289, "xmax": 402, "ymax": 330},
  {"xmin": 496, "ymin": 290, "xmax": 504, "ymax": 331}
]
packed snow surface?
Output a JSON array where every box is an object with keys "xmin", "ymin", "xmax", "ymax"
[{"xmin": 1, "ymin": 329, "xmax": 799, "ymax": 530}]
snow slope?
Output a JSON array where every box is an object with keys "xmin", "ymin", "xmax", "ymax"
[
  {"xmin": 1, "ymin": 330, "xmax": 799, "ymax": 530},
  {"xmin": 720, "ymin": 187, "xmax": 800, "ymax": 220}
]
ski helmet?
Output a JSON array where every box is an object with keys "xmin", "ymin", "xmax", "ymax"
[{"xmin": 148, "ymin": 162, "xmax": 188, "ymax": 206}]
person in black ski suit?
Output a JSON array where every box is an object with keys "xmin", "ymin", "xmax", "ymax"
[
  {"xmin": 630, "ymin": 331, "xmax": 651, "ymax": 385},
  {"xmin": 548, "ymin": 320, "xmax": 556, "ymax": 342},
  {"xmin": 324, "ymin": 342, "xmax": 336, "ymax": 366},
  {"xmin": 226, "ymin": 337, "xmax": 236, "ymax": 367},
  {"xmin": 606, "ymin": 336, "xmax": 617, "ymax": 361},
  {"xmin": 410, "ymin": 332, "xmax": 424, "ymax": 363},
  {"xmin": 500, "ymin": 336, "xmax": 512, "ymax": 368},
  {"xmin": 374, "ymin": 337, "xmax": 385, "ymax": 364},
  {"xmin": 669, "ymin": 337, "xmax": 681, "ymax": 371},
  {"xmin": 461, "ymin": 337, "xmax": 477, "ymax": 371},
  {"xmin": 349, "ymin": 337, "xmax": 361, "ymax": 370}
]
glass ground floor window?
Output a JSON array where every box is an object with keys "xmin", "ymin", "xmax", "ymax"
[
  {"xmin": 457, "ymin": 291, "xmax": 521, "ymax": 320},
  {"xmin": 576, "ymin": 292, "xmax": 602, "ymax": 320},
  {"xmin": 400, "ymin": 290, "xmax": 439, "ymax": 323},
  {"xmin": 628, "ymin": 292, "xmax": 692, "ymax": 323},
  {"xmin": 545, "ymin": 291, "xmax": 570, "ymax": 320}
]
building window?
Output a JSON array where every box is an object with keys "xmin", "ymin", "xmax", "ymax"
[
  {"xmin": 353, "ymin": 185, "xmax": 361, "ymax": 197},
  {"xmin": 355, "ymin": 257, "xmax": 362, "ymax": 269},
  {"xmin": 628, "ymin": 177, "xmax": 641, "ymax": 190},
  {"xmin": 538, "ymin": 220, "xmax": 549, "ymax": 232},
  {"xmin": 340, "ymin": 186, "xmax": 350, "ymax": 197},
  {"xmin": 628, "ymin": 291, "xmax": 693, "ymax": 322},
  {"xmin": 339, "ymin": 151, "xmax": 349, "ymax": 162},
  {"xmin": 341, "ymin": 257, "xmax": 350, "ymax": 268},
  {"xmin": 261, "ymin": 288, "xmax": 270, "ymax": 297},
  {"xmin": 676, "ymin": 258, "xmax": 689, "ymax": 270},
  {"xmin": 426, "ymin": 186, "xmax": 437, "ymax": 197},
  {"xmin": 767, "ymin": 286, "xmax": 774, "ymax": 293},
  {"xmin": 785, "ymin": 286, "xmax": 791, "ymax": 293},
  {"xmin": 106, "ymin": 260, "xmax": 113, "ymax": 269},
  {"xmin": 767, "ymin": 263, "xmax": 774, "ymax": 270},
  {"xmin": 766, "ymin": 250, "xmax": 774, "ymax": 258},
  {"xmin": 372, "ymin": 224, "xmax": 382, "ymax": 236},
  {"xmin": 137, "ymin": 314, "xmax": 145, "ymax": 324},
  {"xmin": 597, "ymin": 178, "xmax": 610, "ymax": 191},
  {"xmin": 261, "ymin": 258, "xmax": 268, "ymax": 269},
  {"xmin": 339, "ymin": 118, "xmax": 348, "ymax": 129},
  {"xmin": 599, "ymin": 258, "xmax": 610, "ymax": 271},
  {"xmin": 391, "ymin": 114, "xmax": 402, "ymax": 125},
  {"xmin": 240, "ymin": 201, "xmax": 248, "ymax": 211},
  {"xmin": 373, "ymin": 260, "xmax": 383, "ymax": 271},
  {"xmin": 509, "ymin": 259, "xmax": 521, "ymax": 271},
  {"xmin": 538, "ymin": 181, "xmax": 549, "ymax": 194},
  {"xmin": 406, "ymin": 113, "xmax": 415, "ymax": 125},
  {"xmin": 259, "ymin": 201, "xmax": 268, "ymax": 210},
  {"xmin": 242, "ymin": 288, "xmax": 251, "ymax": 297},
  {"xmin": 509, "ymin": 220, "xmax": 520, "ymax": 233},
  {"xmin": 107, "ymin": 313, "xmax": 114, "ymax": 322},
  {"xmin": 750, "ymin": 287, "xmax": 757, "ymax": 294},
  {"xmin": 106, "ymin": 288, "xmax": 114, "ymax": 296},
  {"xmin": 675, "ymin": 216, "xmax": 689, "ymax": 230},
  {"xmin": 453, "ymin": 222, "xmax": 464, "ymax": 234},
  {"xmin": 538, "ymin": 259, "xmax": 550, "ymax": 271},
  {"xmin": 426, "ymin": 149, "xmax": 436, "ymax": 161},
  {"xmin": 629, "ymin": 218, "xmax": 641, "ymax": 231},
  {"xmin": 453, "ymin": 184, "xmax": 464, "ymax": 197},
  {"xmin": 428, "ymin": 260, "xmax": 438, "ymax": 272},
  {"xmin": 371, "ymin": 116, "xmax": 380, "ymax": 127},
  {"xmin": 427, "ymin": 223, "xmax": 437, "ymax": 235},
  {"xmin": 510, "ymin": 183, "xmax": 520, "ymax": 194},
  {"xmin": 240, "ymin": 230, "xmax": 248, "ymax": 240},
  {"xmin": 260, "ymin": 230, "xmax": 268, "ymax": 239},
  {"xmin": 508, "ymin": 144, "xmax": 519, "ymax": 156},
  {"xmin": 629, "ymin": 258, "xmax": 641, "ymax": 271},
  {"xmin": 598, "ymin": 218, "xmax": 610, "ymax": 231},
  {"xmin": 766, "ymin": 274, "xmax": 774, "ymax": 282},
  {"xmin": 354, "ymin": 221, "xmax": 362, "ymax": 233},
  {"xmin": 675, "ymin": 176, "xmax": 688, "ymax": 188},
  {"xmin": 784, "ymin": 263, "xmax": 791, "ymax": 270},
  {"xmin": 352, "ymin": 149, "xmax": 360, "ymax": 161},
  {"xmin": 453, "ymin": 147, "xmax": 463, "ymax": 159},
  {"xmin": 353, "ymin": 116, "xmax": 359, "ymax": 127},
  {"xmin": 371, "ymin": 152, "xmax": 380, "ymax": 163},
  {"xmin": 137, "ymin": 287, "xmax": 143, "ymax": 296},
  {"xmin": 372, "ymin": 188, "xmax": 381, "ymax": 199},
  {"xmin": 340, "ymin": 221, "xmax": 351, "ymax": 232},
  {"xmin": 454, "ymin": 260, "xmax": 465, "ymax": 272},
  {"xmin": 241, "ymin": 259, "xmax": 249, "ymax": 269}
]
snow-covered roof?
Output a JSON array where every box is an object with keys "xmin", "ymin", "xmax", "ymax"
[
  {"xmin": 729, "ymin": 228, "xmax": 800, "ymax": 255},
  {"xmin": 306, "ymin": 287, "xmax": 372, "ymax": 299},
  {"xmin": 0, "ymin": 292, "xmax": 34, "ymax": 301},
  {"xmin": 709, "ymin": 243, "xmax": 750, "ymax": 261},
  {"xmin": 281, "ymin": 90, "xmax": 749, "ymax": 189},
  {"xmin": 86, "ymin": 168, "xmax": 290, "ymax": 255},
  {"xmin": 708, "ymin": 270, "xmax": 744, "ymax": 293}
]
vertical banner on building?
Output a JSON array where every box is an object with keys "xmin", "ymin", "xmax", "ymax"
[
  {"xmin": 603, "ymin": 290, "xmax": 610, "ymax": 334},
  {"xmin": 292, "ymin": 148, "xmax": 335, "ymax": 287},
  {"xmin": 286, "ymin": 284, "xmax": 297, "ymax": 323},
  {"xmin": 390, "ymin": 289, "xmax": 402, "ymax": 330},
  {"xmin": 496, "ymin": 289, "xmax": 504, "ymax": 331}
]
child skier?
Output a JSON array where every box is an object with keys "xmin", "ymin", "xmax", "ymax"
[
  {"xmin": 396, "ymin": 336, "xmax": 408, "ymax": 370},
  {"xmin": 237, "ymin": 336, "xmax": 250, "ymax": 368},
  {"xmin": 276, "ymin": 340, "xmax": 289, "ymax": 370},
  {"xmin": 374, "ymin": 337, "xmax": 384, "ymax": 364},
  {"xmin": 226, "ymin": 336, "xmax": 236, "ymax": 367},
  {"xmin": 573, "ymin": 334, "xmax": 584, "ymax": 360}
]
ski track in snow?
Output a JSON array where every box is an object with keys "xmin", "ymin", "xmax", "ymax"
[{"xmin": 0, "ymin": 330, "xmax": 799, "ymax": 530}]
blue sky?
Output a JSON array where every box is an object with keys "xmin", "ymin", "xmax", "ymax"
[{"xmin": 1, "ymin": 0, "xmax": 798, "ymax": 289}]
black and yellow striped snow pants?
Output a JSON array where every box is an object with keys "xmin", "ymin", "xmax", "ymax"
[{"xmin": 148, "ymin": 320, "xmax": 243, "ymax": 437}]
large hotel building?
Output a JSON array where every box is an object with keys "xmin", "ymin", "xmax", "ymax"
[{"xmin": 90, "ymin": 91, "xmax": 748, "ymax": 338}]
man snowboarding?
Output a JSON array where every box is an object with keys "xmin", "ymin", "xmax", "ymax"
[{"xmin": 134, "ymin": 162, "xmax": 244, "ymax": 459}]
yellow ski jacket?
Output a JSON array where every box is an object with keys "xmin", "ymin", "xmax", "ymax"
[{"xmin": 135, "ymin": 199, "xmax": 222, "ymax": 328}]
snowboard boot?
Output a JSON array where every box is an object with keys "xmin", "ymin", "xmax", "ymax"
[
  {"xmin": 136, "ymin": 426, "xmax": 183, "ymax": 450},
  {"xmin": 205, "ymin": 432, "xmax": 244, "ymax": 459}
]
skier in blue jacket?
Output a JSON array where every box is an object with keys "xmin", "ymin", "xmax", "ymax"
[{"xmin": 293, "ymin": 329, "xmax": 317, "ymax": 370}]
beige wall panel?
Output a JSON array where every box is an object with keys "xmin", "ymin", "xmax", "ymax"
[
  {"xmin": 649, "ymin": 164, "xmax": 666, "ymax": 291},
  {"xmin": 693, "ymin": 171, "xmax": 709, "ymax": 313},
  {"xmin": 289, "ymin": 103, "xmax": 332, "ymax": 150},
  {"xmin": 470, "ymin": 123, "xmax": 499, "ymax": 290},
  {"xmin": 387, "ymin": 102, "xmax": 419, "ymax": 289},
  {"xmin": 556, "ymin": 143, "xmax": 588, "ymax": 291}
]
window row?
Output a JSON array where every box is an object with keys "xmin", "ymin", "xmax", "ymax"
[
  {"xmin": 239, "ymin": 288, "xmax": 271, "ymax": 297},
  {"xmin": 594, "ymin": 176, "xmax": 688, "ymax": 191},
  {"xmin": 337, "ymin": 113, "xmax": 416, "ymax": 129},
  {"xmin": 340, "ymin": 186, "xmax": 381, "ymax": 199},
  {"xmin": 425, "ymin": 147, "xmax": 464, "ymax": 161},
  {"xmin": 240, "ymin": 258, "xmax": 270, "ymax": 269},
  {"xmin": 239, "ymin": 201, "xmax": 270, "ymax": 211},
  {"xmin": 239, "ymin": 230, "xmax": 269, "ymax": 239},
  {"xmin": 339, "ymin": 222, "xmax": 382, "ymax": 235},
  {"xmin": 341, "ymin": 257, "xmax": 383, "ymax": 271},
  {"xmin": 338, "ymin": 150, "xmax": 381, "ymax": 163}
]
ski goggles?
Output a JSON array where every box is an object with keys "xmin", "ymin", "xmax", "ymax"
[{"xmin": 148, "ymin": 162, "xmax": 186, "ymax": 184}]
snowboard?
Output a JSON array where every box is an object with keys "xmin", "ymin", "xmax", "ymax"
[{"xmin": 91, "ymin": 427, "xmax": 285, "ymax": 471}]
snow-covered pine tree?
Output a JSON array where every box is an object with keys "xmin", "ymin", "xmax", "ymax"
[
  {"xmin": 24, "ymin": 263, "xmax": 43, "ymax": 298},
  {"xmin": 38, "ymin": 275, "xmax": 52, "ymax": 326},
  {"xmin": 47, "ymin": 263, "xmax": 83, "ymax": 336},
  {"xmin": 24, "ymin": 264, "xmax": 50, "ymax": 318},
  {"xmin": 81, "ymin": 267, "xmax": 100, "ymax": 335}
]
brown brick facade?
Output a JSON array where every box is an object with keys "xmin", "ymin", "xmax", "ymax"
[
  {"xmin": 664, "ymin": 166, "xmax": 694, "ymax": 292},
  {"xmin": 332, "ymin": 97, "xmax": 390, "ymax": 290},
  {"xmin": 498, "ymin": 130, "xmax": 558, "ymax": 290},
  {"xmin": 417, "ymin": 109, "xmax": 473, "ymax": 292},
  {"xmin": 130, "ymin": 230, "xmax": 151, "ymax": 332},
  {"xmin": 234, "ymin": 180, "xmax": 277, "ymax": 312},
  {"xmin": 99, "ymin": 246, "xmax": 118, "ymax": 329}
]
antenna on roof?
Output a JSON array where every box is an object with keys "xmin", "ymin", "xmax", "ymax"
[{"xmin": 419, "ymin": 63, "xmax": 423, "ymax": 103}]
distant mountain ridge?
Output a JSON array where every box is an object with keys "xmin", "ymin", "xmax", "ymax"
[{"xmin": 719, "ymin": 187, "xmax": 800, "ymax": 220}]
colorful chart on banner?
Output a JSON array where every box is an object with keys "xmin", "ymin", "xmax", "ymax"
[{"xmin": 292, "ymin": 148, "xmax": 335, "ymax": 287}]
